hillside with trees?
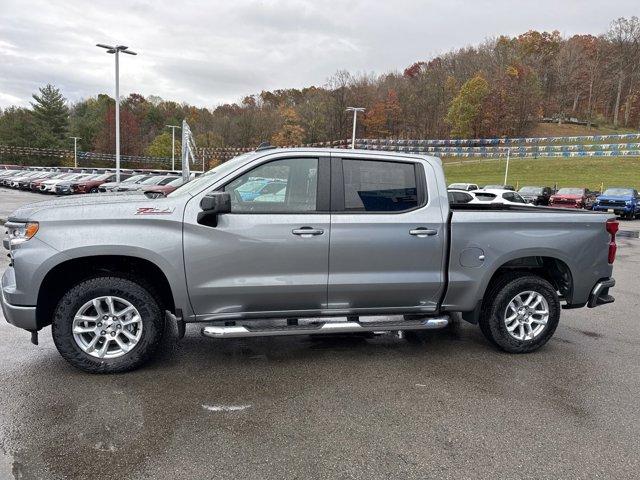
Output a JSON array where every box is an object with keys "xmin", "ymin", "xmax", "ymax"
[{"xmin": 0, "ymin": 16, "xmax": 638, "ymax": 158}]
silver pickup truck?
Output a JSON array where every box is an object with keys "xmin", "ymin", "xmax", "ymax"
[{"xmin": 2, "ymin": 148, "xmax": 618, "ymax": 373}]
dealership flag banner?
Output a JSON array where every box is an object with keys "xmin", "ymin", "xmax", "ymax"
[{"xmin": 181, "ymin": 120, "xmax": 197, "ymax": 182}]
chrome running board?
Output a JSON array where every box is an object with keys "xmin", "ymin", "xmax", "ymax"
[{"xmin": 201, "ymin": 316, "xmax": 449, "ymax": 339}]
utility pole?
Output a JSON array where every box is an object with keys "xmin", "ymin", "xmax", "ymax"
[
  {"xmin": 69, "ymin": 136, "xmax": 81, "ymax": 168},
  {"xmin": 166, "ymin": 125, "xmax": 181, "ymax": 171},
  {"xmin": 96, "ymin": 44, "xmax": 137, "ymax": 182},
  {"xmin": 346, "ymin": 107, "xmax": 365, "ymax": 149}
]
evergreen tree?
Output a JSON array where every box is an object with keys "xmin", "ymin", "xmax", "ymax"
[{"xmin": 30, "ymin": 84, "xmax": 69, "ymax": 147}]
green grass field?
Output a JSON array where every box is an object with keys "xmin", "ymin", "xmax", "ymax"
[{"xmin": 443, "ymin": 156, "xmax": 640, "ymax": 191}]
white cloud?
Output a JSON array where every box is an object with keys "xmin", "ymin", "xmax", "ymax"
[{"xmin": 0, "ymin": 0, "xmax": 637, "ymax": 108}]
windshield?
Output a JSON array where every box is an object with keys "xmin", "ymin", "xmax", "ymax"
[
  {"xmin": 93, "ymin": 173, "xmax": 113, "ymax": 181},
  {"xmin": 557, "ymin": 188, "xmax": 583, "ymax": 195},
  {"xmin": 122, "ymin": 174, "xmax": 146, "ymax": 183},
  {"xmin": 167, "ymin": 178, "xmax": 184, "ymax": 187},
  {"xmin": 603, "ymin": 188, "xmax": 634, "ymax": 196},
  {"xmin": 76, "ymin": 174, "xmax": 98, "ymax": 181},
  {"xmin": 168, "ymin": 152, "xmax": 260, "ymax": 197},
  {"xmin": 157, "ymin": 177, "xmax": 180, "ymax": 186},
  {"xmin": 519, "ymin": 186, "xmax": 542, "ymax": 194},
  {"xmin": 140, "ymin": 176, "xmax": 168, "ymax": 185},
  {"xmin": 448, "ymin": 183, "xmax": 469, "ymax": 189}
]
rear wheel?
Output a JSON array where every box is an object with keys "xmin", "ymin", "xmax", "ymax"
[
  {"xmin": 89, "ymin": 187, "xmax": 99, "ymax": 193},
  {"xmin": 52, "ymin": 276, "xmax": 164, "ymax": 373},
  {"xmin": 479, "ymin": 273, "xmax": 560, "ymax": 353}
]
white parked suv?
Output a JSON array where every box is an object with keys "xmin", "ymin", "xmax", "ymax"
[{"xmin": 472, "ymin": 189, "xmax": 528, "ymax": 206}]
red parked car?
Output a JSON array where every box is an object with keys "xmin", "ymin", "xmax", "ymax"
[
  {"xmin": 142, "ymin": 177, "xmax": 185, "ymax": 197},
  {"xmin": 70, "ymin": 173, "xmax": 117, "ymax": 193},
  {"xmin": 30, "ymin": 172, "xmax": 67, "ymax": 192},
  {"xmin": 549, "ymin": 188, "xmax": 596, "ymax": 209}
]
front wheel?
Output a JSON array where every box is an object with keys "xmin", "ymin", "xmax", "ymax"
[
  {"xmin": 479, "ymin": 273, "xmax": 560, "ymax": 353},
  {"xmin": 52, "ymin": 276, "xmax": 165, "ymax": 373}
]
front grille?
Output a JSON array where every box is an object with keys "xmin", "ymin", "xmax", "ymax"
[{"xmin": 599, "ymin": 200, "xmax": 626, "ymax": 207}]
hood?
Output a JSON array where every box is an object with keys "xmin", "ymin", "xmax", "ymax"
[
  {"xmin": 597, "ymin": 195, "xmax": 633, "ymax": 201},
  {"xmin": 8, "ymin": 191, "xmax": 150, "ymax": 220},
  {"xmin": 551, "ymin": 193, "xmax": 583, "ymax": 200}
]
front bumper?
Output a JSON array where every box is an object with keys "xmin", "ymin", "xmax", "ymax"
[
  {"xmin": 550, "ymin": 203, "xmax": 581, "ymax": 209},
  {"xmin": 587, "ymin": 278, "xmax": 615, "ymax": 308},
  {"xmin": 1, "ymin": 268, "xmax": 37, "ymax": 330},
  {"xmin": 593, "ymin": 205, "xmax": 633, "ymax": 214}
]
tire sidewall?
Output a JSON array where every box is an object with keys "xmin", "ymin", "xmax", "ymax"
[
  {"xmin": 52, "ymin": 276, "xmax": 163, "ymax": 373},
  {"xmin": 485, "ymin": 275, "xmax": 560, "ymax": 353}
]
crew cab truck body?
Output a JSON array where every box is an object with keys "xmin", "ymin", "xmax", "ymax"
[{"xmin": 2, "ymin": 148, "xmax": 617, "ymax": 373}]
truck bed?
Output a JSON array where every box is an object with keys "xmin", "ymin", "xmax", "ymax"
[{"xmin": 442, "ymin": 205, "xmax": 614, "ymax": 313}]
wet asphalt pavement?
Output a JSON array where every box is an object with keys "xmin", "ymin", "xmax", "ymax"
[{"xmin": 1, "ymin": 193, "xmax": 639, "ymax": 479}]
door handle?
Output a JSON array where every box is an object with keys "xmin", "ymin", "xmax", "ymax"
[
  {"xmin": 292, "ymin": 227, "xmax": 324, "ymax": 237},
  {"xmin": 409, "ymin": 228, "xmax": 437, "ymax": 237}
]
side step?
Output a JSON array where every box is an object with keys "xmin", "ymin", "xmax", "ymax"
[{"xmin": 201, "ymin": 316, "xmax": 449, "ymax": 339}]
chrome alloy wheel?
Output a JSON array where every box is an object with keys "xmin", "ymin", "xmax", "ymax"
[
  {"xmin": 504, "ymin": 291, "xmax": 549, "ymax": 341},
  {"xmin": 72, "ymin": 296, "xmax": 143, "ymax": 359}
]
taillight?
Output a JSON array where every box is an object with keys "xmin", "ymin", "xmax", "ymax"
[{"xmin": 606, "ymin": 219, "xmax": 619, "ymax": 264}]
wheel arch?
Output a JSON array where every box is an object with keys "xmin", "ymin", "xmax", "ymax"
[
  {"xmin": 461, "ymin": 253, "xmax": 574, "ymax": 324},
  {"xmin": 36, "ymin": 254, "xmax": 178, "ymax": 329}
]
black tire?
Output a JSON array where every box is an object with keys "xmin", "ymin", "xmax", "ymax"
[
  {"xmin": 52, "ymin": 276, "xmax": 164, "ymax": 373},
  {"xmin": 89, "ymin": 187, "xmax": 99, "ymax": 193},
  {"xmin": 478, "ymin": 273, "xmax": 560, "ymax": 353}
]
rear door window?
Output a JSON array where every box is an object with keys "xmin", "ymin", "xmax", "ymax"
[{"xmin": 340, "ymin": 159, "xmax": 420, "ymax": 212}]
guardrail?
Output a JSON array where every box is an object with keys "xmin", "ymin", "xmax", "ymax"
[{"xmin": 353, "ymin": 133, "xmax": 640, "ymax": 147}]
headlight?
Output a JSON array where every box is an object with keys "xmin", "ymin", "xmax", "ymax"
[
  {"xmin": 626, "ymin": 200, "xmax": 632, "ymax": 205},
  {"xmin": 4, "ymin": 221, "xmax": 39, "ymax": 249}
]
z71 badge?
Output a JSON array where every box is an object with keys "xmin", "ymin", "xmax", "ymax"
[{"xmin": 135, "ymin": 206, "xmax": 175, "ymax": 215}]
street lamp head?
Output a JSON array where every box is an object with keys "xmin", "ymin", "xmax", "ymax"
[
  {"xmin": 97, "ymin": 44, "xmax": 137, "ymax": 55},
  {"xmin": 346, "ymin": 107, "xmax": 366, "ymax": 113}
]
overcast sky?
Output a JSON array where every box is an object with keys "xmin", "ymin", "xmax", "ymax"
[{"xmin": 0, "ymin": 0, "xmax": 637, "ymax": 109}]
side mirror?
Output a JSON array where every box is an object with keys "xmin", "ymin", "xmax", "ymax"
[
  {"xmin": 200, "ymin": 191, "xmax": 231, "ymax": 214},
  {"xmin": 198, "ymin": 191, "xmax": 231, "ymax": 227}
]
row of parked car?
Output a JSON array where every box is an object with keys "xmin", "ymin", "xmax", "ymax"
[
  {"xmin": 447, "ymin": 183, "xmax": 640, "ymax": 220},
  {"xmin": 0, "ymin": 167, "xmax": 186, "ymax": 197}
]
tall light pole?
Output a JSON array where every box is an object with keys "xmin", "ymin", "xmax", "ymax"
[
  {"xmin": 166, "ymin": 125, "xmax": 181, "ymax": 171},
  {"xmin": 69, "ymin": 136, "xmax": 81, "ymax": 168},
  {"xmin": 346, "ymin": 107, "xmax": 365, "ymax": 149},
  {"xmin": 96, "ymin": 44, "xmax": 137, "ymax": 182}
]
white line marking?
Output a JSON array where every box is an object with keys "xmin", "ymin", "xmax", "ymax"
[{"xmin": 202, "ymin": 404, "xmax": 252, "ymax": 412}]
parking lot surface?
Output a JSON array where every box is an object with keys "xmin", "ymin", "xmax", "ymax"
[{"xmin": 1, "ymin": 189, "xmax": 639, "ymax": 479}]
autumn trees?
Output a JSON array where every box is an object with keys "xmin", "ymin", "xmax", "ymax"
[{"xmin": 1, "ymin": 16, "xmax": 639, "ymax": 156}]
